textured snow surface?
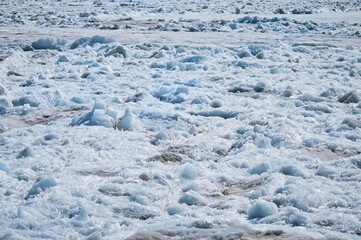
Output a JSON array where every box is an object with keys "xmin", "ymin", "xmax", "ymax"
[{"xmin": 0, "ymin": 0, "xmax": 361, "ymax": 239}]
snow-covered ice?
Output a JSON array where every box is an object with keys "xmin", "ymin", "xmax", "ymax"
[{"xmin": 0, "ymin": 0, "xmax": 361, "ymax": 239}]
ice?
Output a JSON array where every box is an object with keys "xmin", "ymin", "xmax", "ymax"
[
  {"xmin": 74, "ymin": 208, "xmax": 88, "ymax": 221},
  {"xmin": 25, "ymin": 177, "xmax": 57, "ymax": 199},
  {"xmin": 0, "ymin": 0, "xmax": 360, "ymax": 239},
  {"xmin": 16, "ymin": 147, "xmax": 35, "ymax": 159},
  {"xmin": 90, "ymin": 35, "xmax": 115, "ymax": 45},
  {"xmin": 12, "ymin": 96, "xmax": 40, "ymax": 107},
  {"xmin": 31, "ymin": 38, "xmax": 67, "ymax": 50},
  {"xmin": 0, "ymin": 97, "xmax": 12, "ymax": 109},
  {"xmin": 0, "ymin": 84, "xmax": 7, "ymax": 95},
  {"xmin": 181, "ymin": 55, "xmax": 207, "ymax": 64},
  {"xmin": 279, "ymin": 165, "xmax": 305, "ymax": 178},
  {"xmin": 180, "ymin": 163, "xmax": 198, "ymax": 180},
  {"xmin": 104, "ymin": 46, "xmax": 127, "ymax": 58},
  {"xmin": 117, "ymin": 107, "xmax": 134, "ymax": 131},
  {"xmin": 254, "ymin": 135, "xmax": 271, "ymax": 149},
  {"xmin": 315, "ymin": 165, "xmax": 338, "ymax": 179},
  {"xmin": 248, "ymin": 163, "xmax": 270, "ymax": 175},
  {"xmin": 248, "ymin": 44, "xmax": 270, "ymax": 56},
  {"xmin": 0, "ymin": 161, "xmax": 10, "ymax": 173},
  {"xmin": 57, "ymin": 55, "xmax": 69, "ymax": 63},
  {"xmin": 338, "ymin": 90, "xmax": 360, "ymax": 104},
  {"xmin": 70, "ymin": 96, "xmax": 85, "ymax": 104},
  {"xmin": 342, "ymin": 118, "xmax": 361, "ymax": 129},
  {"xmin": 70, "ymin": 101, "xmax": 117, "ymax": 128},
  {"xmin": 254, "ymin": 82, "xmax": 266, "ymax": 92},
  {"xmin": 179, "ymin": 191, "xmax": 204, "ymax": 206},
  {"xmin": 270, "ymin": 66, "xmax": 280, "ymax": 74},
  {"xmin": 70, "ymin": 37, "xmax": 91, "ymax": 49},
  {"xmin": 248, "ymin": 200, "xmax": 278, "ymax": 219}
]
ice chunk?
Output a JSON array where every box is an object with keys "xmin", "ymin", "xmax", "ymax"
[
  {"xmin": 284, "ymin": 207, "xmax": 309, "ymax": 226},
  {"xmin": 315, "ymin": 165, "xmax": 338, "ymax": 179},
  {"xmin": 70, "ymin": 101, "xmax": 116, "ymax": 128},
  {"xmin": 174, "ymin": 86, "xmax": 189, "ymax": 95},
  {"xmin": 91, "ymin": 109, "xmax": 115, "ymax": 128},
  {"xmin": 86, "ymin": 232, "xmax": 102, "ymax": 240},
  {"xmin": 165, "ymin": 204, "xmax": 185, "ymax": 215},
  {"xmin": 57, "ymin": 55, "xmax": 69, "ymax": 63},
  {"xmin": 180, "ymin": 163, "xmax": 198, "ymax": 180},
  {"xmin": 32, "ymin": 38, "xmax": 67, "ymax": 50},
  {"xmin": 305, "ymin": 104, "xmax": 332, "ymax": 113},
  {"xmin": 249, "ymin": 163, "xmax": 270, "ymax": 175},
  {"xmin": 70, "ymin": 37, "xmax": 90, "ymax": 49},
  {"xmin": 254, "ymin": 82, "xmax": 266, "ymax": 92},
  {"xmin": 181, "ymin": 55, "xmax": 206, "ymax": 64},
  {"xmin": 279, "ymin": 165, "xmax": 305, "ymax": 178},
  {"xmin": 235, "ymin": 61, "xmax": 249, "ymax": 69},
  {"xmin": 0, "ymin": 161, "xmax": 10, "ymax": 173},
  {"xmin": 117, "ymin": 107, "xmax": 134, "ymax": 131},
  {"xmin": 166, "ymin": 61, "xmax": 185, "ymax": 71},
  {"xmin": 248, "ymin": 44, "xmax": 270, "ymax": 56},
  {"xmin": 44, "ymin": 133, "xmax": 60, "ymax": 141},
  {"xmin": 26, "ymin": 177, "xmax": 57, "ymax": 199},
  {"xmin": 192, "ymin": 220, "xmax": 213, "ymax": 229},
  {"xmin": 154, "ymin": 131, "xmax": 175, "ymax": 141},
  {"xmin": 189, "ymin": 110, "xmax": 239, "ymax": 119},
  {"xmin": 16, "ymin": 147, "xmax": 34, "ymax": 159},
  {"xmin": 75, "ymin": 208, "xmax": 88, "ymax": 221},
  {"xmin": 182, "ymin": 182, "xmax": 199, "ymax": 192},
  {"xmin": 237, "ymin": 50, "xmax": 252, "ymax": 58},
  {"xmin": 12, "ymin": 96, "xmax": 40, "ymax": 107},
  {"xmin": 105, "ymin": 46, "xmax": 127, "ymax": 58},
  {"xmin": 210, "ymin": 100, "xmax": 222, "ymax": 108},
  {"xmin": 0, "ymin": 84, "xmax": 8, "ymax": 95},
  {"xmin": 270, "ymin": 67, "xmax": 280, "ymax": 74},
  {"xmin": 179, "ymin": 192, "xmax": 204, "ymax": 206},
  {"xmin": 342, "ymin": 118, "xmax": 361, "ymax": 129},
  {"xmin": 338, "ymin": 90, "xmax": 360, "ymax": 103},
  {"xmin": 0, "ymin": 97, "xmax": 13, "ymax": 109},
  {"xmin": 71, "ymin": 96, "xmax": 85, "ymax": 104},
  {"xmin": 185, "ymin": 63, "xmax": 197, "ymax": 71},
  {"xmin": 254, "ymin": 135, "xmax": 271, "ymax": 149},
  {"xmin": 248, "ymin": 200, "xmax": 278, "ymax": 219},
  {"xmin": 0, "ymin": 122, "xmax": 7, "ymax": 132},
  {"xmin": 90, "ymin": 35, "xmax": 115, "ymax": 45}
]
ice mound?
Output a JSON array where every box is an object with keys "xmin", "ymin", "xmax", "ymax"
[
  {"xmin": 70, "ymin": 101, "xmax": 117, "ymax": 128},
  {"xmin": 179, "ymin": 191, "xmax": 205, "ymax": 206},
  {"xmin": 180, "ymin": 163, "xmax": 199, "ymax": 180},
  {"xmin": 70, "ymin": 35, "xmax": 116, "ymax": 49},
  {"xmin": 105, "ymin": 46, "xmax": 127, "ymax": 58},
  {"xmin": 0, "ymin": 161, "xmax": 10, "ymax": 173},
  {"xmin": 12, "ymin": 96, "xmax": 40, "ymax": 107},
  {"xmin": 0, "ymin": 97, "xmax": 13, "ymax": 110},
  {"xmin": 70, "ymin": 102, "xmax": 134, "ymax": 130},
  {"xmin": 338, "ymin": 90, "xmax": 360, "ymax": 103},
  {"xmin": 248, "ymin": 200, "xmax": 278, "ymax": 219},
  {"xmin": 248, "ymin": 44, "xmax": 270, "ymax": 56},
  {"xmin": 25, "ymin": 177, "xmax": 57, "ymax": 199},
  {"xmin": 32, "ymin": 37, "xmax": 67, "ymax": 50},
  {"xmin": 16, "ymin": 147, "xmax": 35, "ymax": 159},
  {"xmin": 117, "ymin": 107, "xmax": 134, "ymax": 131},
  {"xmin": 0, "ymin": 84, "xmax": 8, "ymax": 95}
]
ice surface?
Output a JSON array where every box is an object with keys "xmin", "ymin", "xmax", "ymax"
[{"xmin": 0, "ymin": 0, "xmax": 360, "ymax": 239}]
